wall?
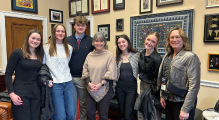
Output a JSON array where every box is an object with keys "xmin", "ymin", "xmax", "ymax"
[
  {"xmin": 89, "ymin": 0, "xmax": 219, "ymax": 110},
  {"xmin": 0, "ymin": 0, "xmax": 69, "ymax": 69}
]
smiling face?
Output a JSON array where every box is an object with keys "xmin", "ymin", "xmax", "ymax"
[
  {"xmin": 144, "ymin": 35, "xmax": 158, "ymax": 51},
  {"xmin": 28, "ymin": 33, "xmax": 41, "ymax": 49},
  {"xmin": 169, "ymin": 30, "xmax": 183, "ymax": 52},
  {"xmin": 55, "ymin": 25, "xmax": 65, "ymax": 42},
  {"xmin": 94, "ymin": 38, "xmax": 105, "ymax": 51},
  {"xmin": 74, "ymin": 23, "xmax": 86, "ymax": 34},
  {"xmin": 117, "ymin": 37, "xmax": 128, "ymax": 52}
]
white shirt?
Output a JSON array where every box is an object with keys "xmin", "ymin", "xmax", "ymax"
[{"xmin": 43, "ymin": 43, "xmax": 73, "ymax": 83}]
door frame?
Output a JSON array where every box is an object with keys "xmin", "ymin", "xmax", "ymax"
[
  {"xmin": 0, "ymin": 11, "xmax": 48, "ymax": 73},
  {"xmin": 66, "ymin": 16, "xmax": 94, "ymax": 37}
]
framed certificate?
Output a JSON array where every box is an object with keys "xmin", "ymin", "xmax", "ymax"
[
  {"xmin": 92, "ymin": 0, "xmax": 110, "ymax": 14},
  {"xmin": 69, "ymin": 0, "xmax": 89, "ymax": 17},
  {"xmin": 113, "ymin": 0, "xmax": 125, "ymax": 10}
]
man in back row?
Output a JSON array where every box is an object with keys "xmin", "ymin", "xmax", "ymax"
[{"xmin": 68, "ymin": 16, "xmax": 94, "ymax": 120}]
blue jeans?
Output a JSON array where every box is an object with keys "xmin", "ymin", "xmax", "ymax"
[{"xmin": 51, "ymin": 81, "xmax": 76, "ymax": 120}]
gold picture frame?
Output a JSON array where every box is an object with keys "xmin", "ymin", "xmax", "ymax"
[{"xmin": 208, "ymin": 53, "xmax": 219, "ymax": 71}]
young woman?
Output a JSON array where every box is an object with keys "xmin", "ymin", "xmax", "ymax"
[
  {"xmin": 138, "ymin": 32, "xmax": 162, "ymax": 120},
  {"xmin": 115, "ymin": 34, "xmax": 139, "ymax": 120},
  {"xmin": 43, "ymin": 24, "xmax": 75, "ymax": 120},
  {"xmin": 81, "ymin": 32, "xmax": 117, "ymax": 120},
  {"xmin": 5, "ymin": 29, "xmax": 44, "ymax": 120}
]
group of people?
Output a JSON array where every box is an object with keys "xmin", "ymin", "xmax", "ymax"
[{"xmin": 5, "ymin": 15, "xmax": 200, "ymax": 120}]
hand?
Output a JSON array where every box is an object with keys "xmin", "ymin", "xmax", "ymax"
[
  {"xmin": 179, "ymin": 110, "xmax": 189, "ymax": 120},
  {"xmin": 9, "ymin": 92, "xmax": 23, "ymax": 106},
  {"xmin": 44, "ymin": 80, "xmax": 53, "ymax": 87},
  {"xmin": 90, "ymin": 83, "xmax": 102, "ymax": 92},
  {"xmin": 160, "ymin": 97, "xmax": 166, "ymax": 109},
  {"xmin": 88, "ymin": 82, "xmax": 96, "ymax": 90}
]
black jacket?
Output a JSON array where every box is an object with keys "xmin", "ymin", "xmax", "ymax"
[
  {"xmin": 138, "ymin": 49, "xmax": 162, "ymax": 94},
  {"xmin": 37, "ymin": 64, "xmax": 54, "ymax": 120},
  {"xmin": 138, "ymin": 87, "xmax": 155, "ymax": 120}
]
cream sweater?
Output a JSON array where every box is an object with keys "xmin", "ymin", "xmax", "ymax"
[
  {"xmin": 82, "ymin": 50, "xmax": 117, "ymax": 102},
  {"xmin": 43, "ymin": 43, "xmax": 73, "ymax": 83}
]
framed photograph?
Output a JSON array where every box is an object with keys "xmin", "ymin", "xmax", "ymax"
[
  {"xmin": 206, "ymin": 0, "xmax": 219, "ymax": 8},
  {"xmin": 11, "ymin": 0, "xmax": 38, "ymax": 13},
  {"xmin": 116, "ymin": 19, "xmax": 124, "ymax": 31},
  {"xmin": 115, "ymin": 35, "xmax": 120, "ymax": 44},
  {"xmin": 130, "ymin": 9, "xmax": 194, "ymax": 56},
  {"xmin": 140, "ymin": 0, "xmax": 152, "ymax": 14},
  {"xmin": 204, "ymin": 13, "xmax": 219, "ymax": 43},
  {"xmin": 49, "ymin": 9, "xmax": 63, "ymax": 23},
  {"xmin": 98, "ymin": 24, "xmax": 110, "ymax": 41},
  {"xmin": 113, "ymin": 0, "xmax": 125, "ymax": 10},
  {"xmin": 69, "ymin": 0, "xmax": 89, "ymax": 17},
  {"xmin": 156, "ymin": 0, "xmax": 183, "ymax": 7},
  {"xmin": 92, "ymin": 0, "xmax": 110, "ymax": 14},
  {"xmin": 208, "ymin": 53, "xmax": 219, "ymax": 71}
]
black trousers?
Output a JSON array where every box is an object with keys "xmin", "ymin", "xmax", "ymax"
[
  {"xmin": 12, "ymin": 81, "xmax": 40, "ymax": 120},
  {"xmin": 85, "ymin": 81, "xmax": 114, "ymax": 120},
  {"xmin": 165, "ymin": 99, "xmax": 197, "ymax": 120},
  {"xmin": 115, "ymin": 80, "xmax": 137, "ymax": 120}
]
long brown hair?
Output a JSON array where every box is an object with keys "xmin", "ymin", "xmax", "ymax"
[
  {"xmin": 47, "ymin": 24, "xmax": 70, "ymax": 58},
  {"xmin": 165, "ymin": 27, "xmax": 191, "ymax": 55},
  {"xmin": 116, "ymin": 34, "xmax": 139, "ymax": 64},
  {"xmin": 22, "ymin": 29, "xmax": 44, "ymax": 63}
]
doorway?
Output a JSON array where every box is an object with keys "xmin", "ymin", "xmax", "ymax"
[{"xmin": 5, "ymin": 17, "xmax": 43, "ymax": 60}]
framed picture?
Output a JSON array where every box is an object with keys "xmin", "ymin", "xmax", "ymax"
[
  {"xmin": 130, "ymin": 9, "xmax": 194, "ymax": 55},
  {"xmin": 204, "ymin": 13, "xmax": 219, "ymax": 43},
  {"xmin": 140, "ymin": 0, "xmax": 152, "ymax": 14},
  {"xmin": 49, "ymin": 9, "xmax": 63, "ymax": 23},
  {"xmin": 92, "ymin": 0, "xmax": 110, "ymax": 14},
  {"xmin": 208, "ymin": 53, "xmax": 219, "ymax": 71},
  {"xmin": 115, "ymin": 35, "xmax": 120, "ymax": 44},
  {"xmin": 98, "ymin": 24, "xmax": 110, "ymax": 41},
  {"xmin": 116, "ymin": 19, "xmax": 124, "ymax": 31},
  {"xmin": 11, "ymin": 0, "xmax": 38, "ymax": 13},
  {"xmin": 69, "ymin": 0, "xmax": 89, "ymax": 17},
  {"xmin": 156, "ymin": 0, "xmax": 183, "ymax": 7},
  {"xmin": 51, "ymin": 24, "xmax": 56, "ymax": 31},
  {"xmin": 113, "ymin": 0, "xmax": 125, "ymax": 10},
  {"xmin": 206, "ymin": 0, "xmax": 219, "ymax": 8}
]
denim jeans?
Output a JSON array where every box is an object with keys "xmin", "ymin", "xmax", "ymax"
[{"xmin": 51, "ymin": 81, "xmax": 76, "ymax": 120}]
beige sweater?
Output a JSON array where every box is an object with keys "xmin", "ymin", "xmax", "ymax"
[{"xmin": 81, "ymin": 50, "xmax": 117, "ymax": 102}]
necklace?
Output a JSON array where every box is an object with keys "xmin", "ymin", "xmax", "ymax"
[{"xmin": 122, "ymin": 52, "xmax": 131, "ymax": 61}]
